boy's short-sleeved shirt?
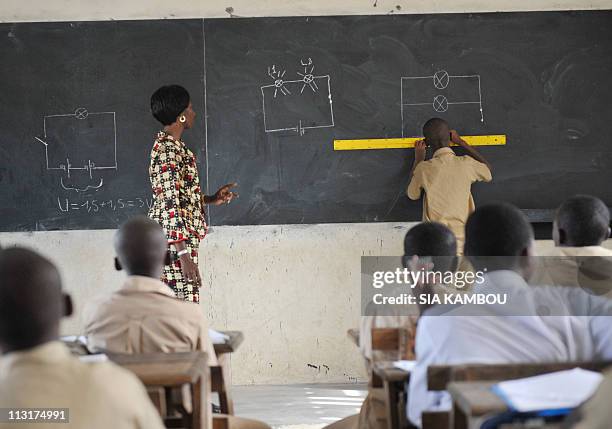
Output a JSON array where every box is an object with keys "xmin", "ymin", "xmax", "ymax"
[
  {"xmin": 406, "ymin": 147, "xmax": 492, "ymax": 236},
  {"xmin": 0, "ymin": 341, "xmax": 165, "ymax": 429}
]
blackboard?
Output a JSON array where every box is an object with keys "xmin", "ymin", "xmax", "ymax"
[
  {"xmin": 204, "ymin": 11, "xmax": 612, "ymax": 225},
  {"xmin": 1, "ymin": 11, "xmax": 612, "ymax": 231},
  {"xmin": 0, "ymin": 20, "xmax": 205, "ymax": 231}
]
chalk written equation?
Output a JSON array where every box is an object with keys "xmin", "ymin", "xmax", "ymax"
[{"xmin": 57, "ymin": 196, "xmax": 153, "ymax": 214}]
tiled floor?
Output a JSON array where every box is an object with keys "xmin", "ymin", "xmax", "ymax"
[{"xmin": 232, "ymin": 383, "xmax": 368, "ymax": 428}]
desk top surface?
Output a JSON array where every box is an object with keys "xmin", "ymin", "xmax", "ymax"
[
  {"xmin": 447, "ymin": 381, "xmax": 507, "ymax": 417},
  {"xmin": 214, "ymin": 331, "xmax": 244, "ymax": 354},
  {"xmin": 109, "ymin": 352, "xmax": 208, "ymax": 386},
  {"xmin": 373, "ymin": 361, "xmax": 411, "ymax": 383}
]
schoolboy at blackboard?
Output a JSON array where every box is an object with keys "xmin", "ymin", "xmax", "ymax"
[{"xmin": 406, "ymin": 118, "xmax": 492, "ymax": 254}]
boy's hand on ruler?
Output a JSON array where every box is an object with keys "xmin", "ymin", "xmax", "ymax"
[
  {"xmin": 414, "ymin": 139, "xmax": 427, "ymax": 162},
  {"xmin": 450, "ymin": 130, "xmax": 468, "ymax": 147}
]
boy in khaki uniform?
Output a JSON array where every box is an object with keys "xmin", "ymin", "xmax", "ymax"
[
  {"xmin": 325, "ymin": 222, "xmax": 458, "ymax": 429},
  {"xmin": 84, "ymin": 217, "xmax": 270, "ymax": 429},
  {"xmin": 532, "ymin": 195, "xmax": 612, "ymax": 294},
  {"xmin": 0, "ymin": 248, "xmax": 164, "ymax": 429},
  {"xmin": 407, "ymin": 118, "xmax": 492, "ymax": 254}
]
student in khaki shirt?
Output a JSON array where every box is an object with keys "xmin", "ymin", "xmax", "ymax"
[
  {"xmin": 551, "ymin": 195, "xmax": 612, "ymax": 257},
  {"xmin": 407, "ymin": 118, "xmax": 492, "ymax": 253},
  {"xmin": 83, "ymin": 217, "xmax": 217, "ymax": 365},
  {"xmin": 532, "ymin": 195, "xmax": 612, "ymax": 294},
  {"xmin": 83, "ymin": 217, "xmax": 270, "ymax": 429},
  {"xmin": 0, "ymin": 248, "xmax": 164, "ymax": 429},
  {"xmin": 326, "ymin": 222, "xmax": 458, "ymax": 429}
]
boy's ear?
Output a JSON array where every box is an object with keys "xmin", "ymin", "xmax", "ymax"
[
  {"xmin": 557, "ymin": 228, "xmax": 567, "ymax": 245},
  {"xmin": 63, "ymin": 293, "xmax": 73, "ymax": 317},
  {"xmin": 114, "ymin": 257, "xmax": 122, "ymax": 271},
  {"xmin": 401, "ymin": 255, "xmax": 410, "ymax": 269}
]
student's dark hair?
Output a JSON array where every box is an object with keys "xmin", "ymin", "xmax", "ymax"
[
  {"xmin": 465, "ymin": 202, "xmax": 533, "ymax": 262},
  {"xmin": 403, "ymin": 222, "xmax": 457, "ymax": 271},
  {"xmin": 150, "ymin": 85, "xmax": 190, "ymax": 126},
  {"xmin": 556, "ymin": 195, "xmax": 610, "ymax": 246},
  {"xmin": 404, "ymin": 222, "xmax": 457, "ymax": 256},
  {"xmin": 114, "ymin": 216, "xmax": 168, "ymax": 277},
  {"xmin": 0, "ymin": 248, "xmax": 64, "ymax": 351},
  {"xmin": 422, "ymin": 117, "xmax": 450, "ymax": 143}
]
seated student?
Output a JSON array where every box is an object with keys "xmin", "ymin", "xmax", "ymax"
[
  {"xmin": 407, "ymin": 203, "xmax": 612, "ymax": 428},
  {"xmin": 0, "ymin": 248, "xmax": 164, "ymax": 429},
  {"xmin": 552, "ymin": 195, "xmax": 612, "ymax": 257},
  {"xmin": 532, "ymin": 195, "xmax": 612, "ymax": 293},
  {"xmin": 406, "ymin": 118, "xmax": 492, "ymax": 254},
  {"xmin": 360, "ymin": 222, "xmax": 458, "ymax": 368},
  {"xmin": 84, "ymin": 216, "xmax": 217, "ymax": 362},
  {"xmin": 328, "ymin": 222, "xmax": 458, "ymax": 429},
  {"xmin": 83, "ymin": 216, "xmax": 269, "ymax": 429}
]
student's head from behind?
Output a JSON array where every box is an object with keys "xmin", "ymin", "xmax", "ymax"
[
  {"xmin": 0, "ymin": 248, "xmax": 72, "ymax": 354},
  {"xmin": 553, "ymin": 195, "xmax": 610, "ymax": 247},
  {"xmin": 465, "ymin": 202, "xmax": 535, "ymax": 277},
  {"xmin": 151, "ymin": 84, "xmax": 196, "ymax": 129},
  {"xmin": 403, "ymin": 222, "xmax": 457, "ymax": 272},
  {"xmin": 114, "ymin": 216, "xmax": 169, "ymax": 278},
  {"xmin": 422, "ymin": 117, "xmax": 450, "ymax": 151}
]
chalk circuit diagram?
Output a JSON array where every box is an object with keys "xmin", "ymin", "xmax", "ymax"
[
  {"xmin": 260, "ymin": 58, "xmax": 335, "ymax": 136},
  {"xmin": 35, "ymin": 108, "xmax": 117, "ymax": 192},
  {"xmin": 401, "ymin": 70, "xmax": 484, "ymax": 137}
]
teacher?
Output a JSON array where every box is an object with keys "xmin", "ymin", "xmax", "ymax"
[{"xmin": 148, "ymin": 85, "xmax": 237, "ymax": 303}]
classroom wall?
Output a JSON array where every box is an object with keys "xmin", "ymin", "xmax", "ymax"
[{"xmin": 1, "ymin": 0, "xmax": 611, "ymax": 385}]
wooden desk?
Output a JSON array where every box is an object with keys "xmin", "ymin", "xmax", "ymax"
[
  {"xmin": 447, "ymin": 381, "xmax": 506, "ymax": 429},
  {"xmin": 447, "ymin": 381, "xmax": 567, "ymax": 429},
  {"xmin": 110, "ymin": 352, "xmax": 211, "ymax": 429},
  {"xmin": 347, "ymin": 328, "xmax": 359, "ymax": 346},
  {"xmin": 211, "ymin": 330, "xmax": 243, "ymax": 416},
  {"xmin": 373, "ymin": 361, "xmax": 413, "ymax": 429},
  {"xmin": 214, "ymin": 331, "xmax": 244, "ymax": 355}
]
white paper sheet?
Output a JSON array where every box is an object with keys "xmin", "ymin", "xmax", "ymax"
[
  {"xmin": 393, "ymin": 360, "xmax": 417, "ymax": 372},
  {"xmin": 493, "ymin": 368, "xmax": 603, "ymax": 412},
  {"xmin": 209, "ymin": 329, "xmax": 230, "ymax": 345}
]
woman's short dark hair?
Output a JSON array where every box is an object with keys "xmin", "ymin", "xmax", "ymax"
[{"xmin": 150, "ymin": 85, "xmax": 190, "ymax": 126}]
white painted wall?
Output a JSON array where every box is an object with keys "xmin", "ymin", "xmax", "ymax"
[
  {"xmin": 1, "ymin": 0, "xmax": 611, "ymax": 384},
  {"xmin": 1, "ymin": 0, "xmax": 611, "ymax": 22}
]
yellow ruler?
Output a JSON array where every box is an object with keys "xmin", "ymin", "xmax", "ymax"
[{"xmin": 334, "ymin": 135, "xmax": 506, "ymax": 151}]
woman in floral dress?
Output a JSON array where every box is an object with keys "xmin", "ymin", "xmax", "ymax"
[{"xmin": 148, "ymin": 85, "xmax": 236, "ymax": 303}]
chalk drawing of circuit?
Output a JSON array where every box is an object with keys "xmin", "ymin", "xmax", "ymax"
[
  {"xmin": 260, "ymin": 58, "xmax": 335, "ymax": 136},
  {"xmin": 35, "ymin": 108, "xmax": 117, "ymax": 192},
  {"xmin": 401, "ymin": 70, "xmax": 484, "ymax": 137}
]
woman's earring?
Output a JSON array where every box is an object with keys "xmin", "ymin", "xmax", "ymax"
[{"xmin": 179, "ymin": 115, "xmax": 187, "ymax": 123}]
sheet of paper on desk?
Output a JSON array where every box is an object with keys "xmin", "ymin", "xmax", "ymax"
[
  {"xmin": 393, "ymin": 360, "xmax": 417, "ymax": 372},
  {"xmin": 79, "ymin": 354, "xmax": 108, "ymax": 363},
  {"xmin": 209, "ymin": 329, "xmax": 230, "ymax": 344},
  {"xmin": 61, "ymin": 335, "xmax": 88, "ymax": 345},
  {"xmin": 493, "ymin": 368, "xmax": 603, "ymax": 412}
]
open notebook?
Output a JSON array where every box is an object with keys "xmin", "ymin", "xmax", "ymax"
[
  {"xmin": 492, "ymin": 368, "xmax": 603, "ymax": 413},
  {"xmin": 209, "ymin": 329, "xmax": 230, "ymax": 345},
  {"xmin": 393, "ymin": 360, "xmax": 417, "ymax": 372}
]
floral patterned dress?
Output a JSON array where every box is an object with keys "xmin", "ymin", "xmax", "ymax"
[{"xmin": 148, "ymin": 131, "xmax": 208, "ymax": 303}]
